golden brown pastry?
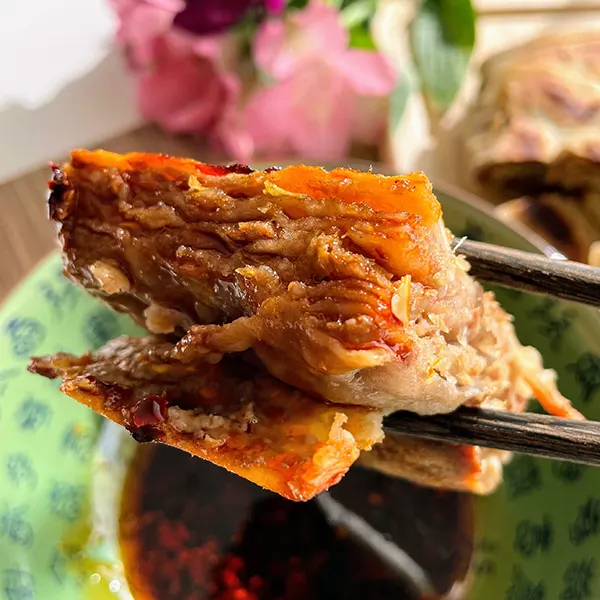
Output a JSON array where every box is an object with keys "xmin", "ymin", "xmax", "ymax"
[
  {"xmin": 29, "ymin": 337, "xmax": 383, "ymax": 502},
  {"xmin": 47, "ymin": 150, "xmax": 577, "ymax": 419},
  {"xmin": 27, "ymin": 151, "xmax": 582, "ymax": 500}
]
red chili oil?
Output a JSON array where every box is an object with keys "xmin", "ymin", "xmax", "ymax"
[{"xmin": 119, "ymin": 446, "xmax": 474, "ymax": 600}]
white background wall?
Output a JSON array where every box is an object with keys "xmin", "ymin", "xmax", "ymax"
[{"xmin": 0, "ymin": 0, "xmax": 140, "ymax": 183}]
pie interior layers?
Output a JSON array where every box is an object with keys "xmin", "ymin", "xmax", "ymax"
[
  {"xmin": 28, "ymin": 337, "xmax": 505, "ymax": 498},
  {"xmin": 461, "ymin": 31, "xmax": 600, "ymax": 201},
  {"xmin": 48, "ymin": 150, "xmax": 580, "ymax": 421},
  {"xmin": 28, "ymin": 151, "xmax": 583, "ymax": 499}
]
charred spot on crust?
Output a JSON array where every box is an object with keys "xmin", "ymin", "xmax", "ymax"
[
  {"xmin": 48, "ymin": 164, "xmax": 77, "ymax": 221},
  {"xmin": 48, "ymin": 162, "xmax": 64, "ymax": 188},
  {"xmin": 196, "ymin": 163, "xmax": 255, "ymax": 177},
  {"xmin": 130, "ymin": 426, "xmax": 158, "ymax": 443},
  {"xmin": 48, "ymin": 165, "xmax": 65, "ymax": 220},
  {"xmin": 27, "ymin": 359, "xmax": 58, "ymax": 379},
  {"xmin": 224, "ymin": 163, "xmax": 255, "ymax": 175}
]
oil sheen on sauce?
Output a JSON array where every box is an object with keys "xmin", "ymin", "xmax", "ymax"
[{"xmin": 119, "ymin": 446, "xmax": 474, "ymax": 600}]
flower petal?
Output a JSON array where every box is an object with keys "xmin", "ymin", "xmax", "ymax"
[
  {"xmin": 137, "ymin": 34, "xmax": 237, "ymax": 135},
  {"xmin": 288, "ymin": 65, "xmax": 353, "ymax": 160},
  {"xmin": 245, "ymin": 60, "xmax": 353, "ymax": 161},
  {"xmin": 146, "ymin": 0, "xmax": 183, "ymax": 10},
  {"xmin": 193, "ymin": 32, "xmax": 240, "ymax": 74},
  {"xmin": 174, "ymin": 0, "xmax": 259, "ymax": 36},
  {"xmin": 265, "ymin": 0, "xmax": 285, "ymax": 14},
  {"xmin": 254, "ymin": 1, "xmax": 348, "ymax": 79},
  {"xmin": 244, "ymin": 83, "xmax": 296, "ymax": 158},
  {"xmin": 335, "ymin": 49, "xmax": 397, "ymax": 96},
  {"xmin": 214, "ymin": 112, "xmax": 255, "ymax": 164},
  {"xmin": 113, "ymin": 2, "xmax": 182, "ymax": 67}
]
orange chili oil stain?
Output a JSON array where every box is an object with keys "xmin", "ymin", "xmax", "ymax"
[{"xmin": 119, "ymin": 445, "xmax": 474, "ymax": 600}]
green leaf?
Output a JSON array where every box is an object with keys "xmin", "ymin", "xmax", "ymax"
[
  {"xmin": 340, "ymin": 0, "xmax": 377, "ymax": 28},
  {"xmin": 287, "ymin": 0, "xmax": 310, "ymax": 9},
  {"xmin": 388, "ymin": 75, "xmax": 412, "ymax": 136},
  {"xmin": 340, "ymin": 0, "xmax": 378, "ymax": 50},
  {"xmin": 409, "ymin": 0, "xmax": 476, "ymax": 114},
  {"xmin": 340, "ymin": 0, "xmax": 367, "ymax": 9},
  {"xmin": 348, "ymin": 22, "xmax": 376, "ymax": 50},
  {"xmin": 439, "ymin": 0, "xmax": 476, "ymax": 47}
]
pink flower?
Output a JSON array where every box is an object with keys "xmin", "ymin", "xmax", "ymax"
[
  {"xmin": 111, "ymin": 0, "xmax": 255, "ymax": 160},
  {"xmin": 136, "ymin": 31, "xmax": 250, "ymax": 158},
  {"xmin": 110, "ymin": 0, "xmax": 183, "ymax": 67},
  {"xmin": 174, "ymin": 0, "xmax": 285, "ymax": 36},
  {"xmin": 244, "ymin": 1, "xmax": 396, "ymax": 161},
  {"xmin": 111, "ymin": 0, "xmax": 286, "ymax": 64}
]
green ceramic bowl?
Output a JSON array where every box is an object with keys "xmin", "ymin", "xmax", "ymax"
[{"xmin": 1, "ymin": 179, "xmax": 600, "ymax": 600}]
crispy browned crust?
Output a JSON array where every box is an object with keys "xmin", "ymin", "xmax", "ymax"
[
  {"xmin": 29, "ymin": 337, "xmax": 383, "ymax": 502},
  {"xmin": 29, "ymin": 336, "xmax": 506, "ymax": 497},
  {"xmin": 359, "ymin": 434, "xmax": 507, "ymax": 495}
]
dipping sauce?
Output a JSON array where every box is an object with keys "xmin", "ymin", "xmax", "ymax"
[{"xmin": 119, "ymin": 446, "xmax": 474, "ymax": 600}]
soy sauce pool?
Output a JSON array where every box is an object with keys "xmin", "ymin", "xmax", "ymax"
[{"xmin": 119, "ymin": 446, "xmax": 474, "ymax": 600}]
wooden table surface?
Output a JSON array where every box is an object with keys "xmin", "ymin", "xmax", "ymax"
[{"xmin": 0, "ymin": 126, "xmax": 222, "ymax": 303}]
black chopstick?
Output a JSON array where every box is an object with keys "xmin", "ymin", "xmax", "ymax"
[
  {"xmin": 452, "ymin": 238, "xmax": 600, "ymax": 308},
  {"xmin": 383, "ymin": 407, "xmax": 600, "ymax": 466}
]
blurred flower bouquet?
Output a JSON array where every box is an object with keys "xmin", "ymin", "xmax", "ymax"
[{"xmin": 112, "ymin": 0, "xmax": 476, "ymax": 163}]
